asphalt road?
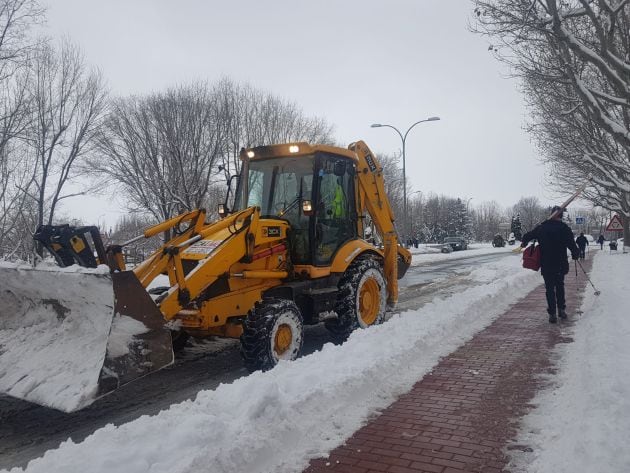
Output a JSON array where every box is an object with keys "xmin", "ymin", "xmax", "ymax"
[{"xmin": 0, "ymin": 250, "xmax": 511, "ymax": 470}]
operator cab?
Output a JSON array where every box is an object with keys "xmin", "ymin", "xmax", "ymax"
[{"xmin": 230, "ymin": 149, "xmax": 357, "ymax": 267}]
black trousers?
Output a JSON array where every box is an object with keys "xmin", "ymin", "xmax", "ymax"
[
  {"xmin": 542, "ymin": 271, "xmax": 566, "ymax": 316},
  {"xmin": 578, "ymin": 246, "xmax": 586, "ymax": 259}
]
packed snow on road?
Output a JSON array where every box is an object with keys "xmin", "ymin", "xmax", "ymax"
[
  {"xmin": 3, "ymin": 255, "xmax": 541, "ymax": 473},
  {"xmin": 409, "ymin": 242, "xmax": 515, "ymax": 266}
]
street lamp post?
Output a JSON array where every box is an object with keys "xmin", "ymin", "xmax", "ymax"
[{"xmin": 371, "ymin": 117, "xmax": 440, "ymax": 244}]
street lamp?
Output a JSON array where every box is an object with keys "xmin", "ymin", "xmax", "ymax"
[{"xmin": 371, "ymin": 116, "xmax": 440, "ymax": 244}]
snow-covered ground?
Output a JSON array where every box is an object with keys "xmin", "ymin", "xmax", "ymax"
[
  {"xmin": 4, "ymin": 255, "xmax": 540, "ymax": 473},
  {"xmin": 509, "ymin": 251, "xmax": 630, "ymax": 473},
  {"xmin": 410, "ymin": 242, "xmax": 516, "ymax": 266}
]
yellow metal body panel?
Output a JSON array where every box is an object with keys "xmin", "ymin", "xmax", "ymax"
[
  {"xmin": 182, "ymin": 283, "xmax": 278, "ymax": 331},
  {"xmin": 330, "ymin": 240, "xmax": 383, "ymax": 274},
  {"xmin": 292, "ymin": 265, "xmax": 331, "ymax": 279},
  {"xmin": 125, "ymin": 208, "xmax": 291, "ymax": 337}
]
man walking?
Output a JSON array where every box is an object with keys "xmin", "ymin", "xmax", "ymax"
[
  {"xmin": 575, "ymin": 232, "xmax": 589, "ymax": 259},
  {"xmin": 597, "ymin": 234, "xmax": 605, "ymax": 250},
  {"xmin": 521, "ymin": 206, "xmax": 580, "ymax": 324}
]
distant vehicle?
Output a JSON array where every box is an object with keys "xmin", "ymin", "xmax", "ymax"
[
  {"xmin": 507, "ymin": 233, "xmax": 516, "ymax": 245},
  {"xmin": 585, "ymin": 234, "xmax": 595, "ymax": 243},
  {"xmin": 443, "ymin": 236, "xmax": 468, "ymax": 251},
  {"xmin": 440, "ymin": 244, "xmax": 454, "ymax": 253},
  {"xmin": 492, "ymin": 234, "xmax": 505, "ymax": 247}
]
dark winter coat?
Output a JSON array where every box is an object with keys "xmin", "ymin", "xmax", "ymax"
[
  {"xmin": 521, "ymin": 220, "xmax": 580, "ymax": 275},
  {"xmin": 597, "ymin": 235, "xmax": 605, "ymax": 244},
  {"xmin": 576, "ymin": 235, "xmax": 589, "ymax": 249}
]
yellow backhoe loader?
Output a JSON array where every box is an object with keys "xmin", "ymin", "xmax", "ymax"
[{"xmin": 0, "ymin": 140, "xmax": 411, "ymax": 412}]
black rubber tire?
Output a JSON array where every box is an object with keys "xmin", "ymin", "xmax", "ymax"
[
  {"xmin": 170, "ymin": 330, "xmax": 190, "ymax": 352},
  {"xmin": 240, "ymin": 298, "xmax": 304, "ymax": 372},
  {"xmin": 325, "ymin": 256, "xmax": 386, "ymax": 343}
]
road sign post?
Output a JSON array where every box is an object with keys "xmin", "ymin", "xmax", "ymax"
[{"xmin": 606, "ymin": 214, "xmax": 623, "ymax": 232}]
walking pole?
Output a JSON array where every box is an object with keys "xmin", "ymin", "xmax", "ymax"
[{"xmin": 576, "ymin": 260, "xmax": 601, "ymax": 296}]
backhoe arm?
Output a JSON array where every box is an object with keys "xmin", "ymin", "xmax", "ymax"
[
  {"xmin": 349, "ymin": 141, "xmax": 411, "ymax": 306},
  {"xmin": 105, "ymin": 208, "xmax": 258, "ymax": 320}
]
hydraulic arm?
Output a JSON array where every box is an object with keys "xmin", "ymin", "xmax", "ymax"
[{"xmin": 349, "ymin": 140, "xmax": 411, "ymax": 305}]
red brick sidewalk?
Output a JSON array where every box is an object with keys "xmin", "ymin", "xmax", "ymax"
[{"xmin": 305, "ymin": 257, "xmax": 593, "ymax": 473}]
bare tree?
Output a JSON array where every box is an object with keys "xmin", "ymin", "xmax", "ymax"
[
  {"xmin": 0, "ymin": 0, "xmax": 44, "ymax": 259},
  {"xmin": 585, "ymin": 206, "xmax": 610, "ymax": 236},
  {"xmin": 26, "ymin": 39, "xmax": 107, "ymax": 232},
  {"xmin": 108, "ymin": 213, "xmax": 161, "ymax": 263},
  {"xmin": 93, "ymin": 79, "xmax": 336, "ymax": 228},
  {"xmin": 92, "ymin": 82, "xmax": 225, "ymax": 226},
  {"xmin": 0, "ymin": 0, "xmax": 43, "ymax": 81},
  {"xmin": 472, "ymin": 200, "xmax": 505, "ymax": 242},
  {"xmin": 513, "ymin": 196, "xmax": 548, "ymax": 233},
  {"xmin": 214, "ymin": 78, "xmax": 335, "ymax": 179},
  {"xmin": 378, "ymin": 152, "xmax": 405, "ymax": 215},
  {"xmin": 472, "ymin": 0, "xmax": 630, "ymax": 240}
]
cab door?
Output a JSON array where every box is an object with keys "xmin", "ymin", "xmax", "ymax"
[{"xmin": 313, "ymin": 155, "xmax": 356, "ymax": 265}]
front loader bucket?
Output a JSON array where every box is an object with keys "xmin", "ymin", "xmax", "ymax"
[{"xmin": 0, "ymin": 263, "xmax": 173, "ymax": 412}]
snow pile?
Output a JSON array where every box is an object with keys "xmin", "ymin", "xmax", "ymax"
[
  {"xmin": 411, "ymin": 242, "xmax": 514, "ymax": 266},
  {"xmin": 0, "ymin": 264, "xmax": 116, "ymax": 412},
  {"xmin": 106, "ymin": 315, "xmax": 149, "ymax": 358},
  {"xmin": 6, "ymin": 255, "xmax": 540, "ymax": 473},
  {"xmin": 408, "ymin": 244, "xmax": 442, "ymax": 255},
  {"xmin": 509, "ymin": 252, "xmax": 630, "ymax": 473},
  {"xmin": 0, "ymin": 261, "xmax": 111, "ymax": 274}
]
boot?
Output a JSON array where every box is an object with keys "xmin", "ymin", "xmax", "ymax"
[
  {"xmin": 559, "ymin": 309, "xmax": 567, "ymax": 320},
  {"xmin": 548, "ymin": 313, "xmax": 558, "ymax": 324}
]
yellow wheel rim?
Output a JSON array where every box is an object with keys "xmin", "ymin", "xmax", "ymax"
[
  {"xmin": 274, "ymin": 324, "xmax": 293, "ymax": 355},
  {"xmin": 359, "ymin": 277, "xmax": 380, "ymax": 326}
]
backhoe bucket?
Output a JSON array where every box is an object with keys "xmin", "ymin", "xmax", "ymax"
[{"xmin": 0, "ymin": 263, "xmax": 173, "ymax": 412}]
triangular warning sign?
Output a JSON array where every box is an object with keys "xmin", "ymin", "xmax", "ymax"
[{"xmin": 606, "ymin": 214, "xmax": 624, "ymax": 231}]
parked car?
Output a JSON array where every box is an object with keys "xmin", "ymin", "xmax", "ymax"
[
  {"xmin": 492, "ymin": 234, "xmax": 505, "ymax": 247},
  {"xmin": 443, "ymin": 236, "xmax": 468, "ymax": 251},
  {"xmin": 507, "ymin": 232, "xmax": 516, "ymax": 245}
]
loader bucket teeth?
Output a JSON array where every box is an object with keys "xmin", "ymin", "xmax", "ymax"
[{"xmin": 0, "ymin": 264, "xmax": 173, "ymax": 412}]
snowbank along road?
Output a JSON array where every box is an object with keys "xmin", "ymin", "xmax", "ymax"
[{"xmin": 0, "ymin": 248, "xmax": 513, "ymax": 471}]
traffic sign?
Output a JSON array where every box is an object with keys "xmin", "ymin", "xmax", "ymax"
[
  {"xmin": 575, "ymin": 216, "xmax": 585, "ymax": 225},
  {"xmin": 606, "ymin": 214, "xmax": 623, "ymax": 232}
]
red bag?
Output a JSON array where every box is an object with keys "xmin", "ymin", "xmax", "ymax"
[{"xmin": 522, "ymin": 243, "xmax": 541, "ymax": 271}]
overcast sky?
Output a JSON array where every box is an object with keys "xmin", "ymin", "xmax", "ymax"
[{"xmin": 43, "ymin": 0, "xmax": 558, "ymax": 228}]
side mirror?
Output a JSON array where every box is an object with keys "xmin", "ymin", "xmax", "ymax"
[
  {"xmin": 218, "ymin": 203, "xmax": 227, "ymax": 218},
  {"xmin": 220, "ymin": 174, "xmax": 240, "ymax": 217},
  {"xmin": 302, "ymin": 199, "xmax": 314, "ymax": 216}
]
